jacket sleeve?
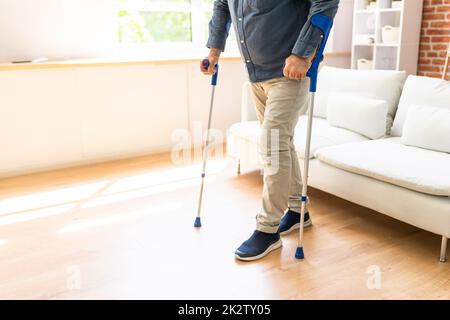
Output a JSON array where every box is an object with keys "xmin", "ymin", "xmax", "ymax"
[
  {"xmin": 292, "ymin": 0, "xmax": 340, "ymax": 58},
  {"xmin": 206, "ymin": 0, "xmax": 231, "ymax": 51}
]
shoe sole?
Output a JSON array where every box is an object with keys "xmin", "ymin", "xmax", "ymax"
[
  {"xmin": 235, "ymin": 239, "xmax": 282, "ymax": 261},
  {"xmin": 279, "ymin": 219, "xmax": 312, "ymax": 236}
]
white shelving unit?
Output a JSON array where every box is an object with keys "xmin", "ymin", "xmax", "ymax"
[{"xmin": 351, "ymin": 0, "xmax": 423, "ymax": 74}]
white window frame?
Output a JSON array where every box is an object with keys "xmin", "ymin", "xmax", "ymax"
[{"xmin": 115, "ymin": 0, "xmax": 239, "ymax": 57}]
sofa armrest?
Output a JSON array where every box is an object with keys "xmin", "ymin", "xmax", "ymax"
[{"xmin": 241, "ymin": 81, "xmax": 257, "ymax": 122}]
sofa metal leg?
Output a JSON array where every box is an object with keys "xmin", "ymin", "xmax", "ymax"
[
  {"xmin": 440, "ymin": 236, "xmax": 448, "ymax": 263},
  {"xmin": 236, "ymin": 158, "xmax": 241, "ymax": 175}
]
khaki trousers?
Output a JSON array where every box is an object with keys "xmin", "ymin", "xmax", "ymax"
[{"xmin": 250, "ymin": 77, "xmax": 310, "ymax": 233}]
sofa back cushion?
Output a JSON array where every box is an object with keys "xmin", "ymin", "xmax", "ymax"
[
  {"xmin": 401, "ymin": 105, "xmax": 450, "ymax": 153},
  {"xmin": 327, "ymin": 92, "xmax": 388, "ymax": 139},
  {"xmin": 315, "ymin": 66, "xmax": 406, "ymax": 135},
  {"xmin": 391, "ymin": 75, "xmax": 450, "ymax": 137}
]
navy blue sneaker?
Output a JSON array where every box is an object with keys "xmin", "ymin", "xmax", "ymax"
[
  {"xmin": 235, "ymin": 230, "xmax": 282, "ymax": 261},
  {"xmin": 278, "ymin": 210, "xmax": 312, "ymax": 236}
]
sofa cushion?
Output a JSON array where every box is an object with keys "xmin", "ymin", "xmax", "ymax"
[
  {"xmin": 228, "ymin": 116, "xmax": 368, "ymax": 160},
  {"xmin": 315, "ymin": 138, "xmax": 450, "ymax": 196},
  {"xmin": 326, "ymin": 92, "xmax": 388, "ymax": 139},
  {"xmin": 294, "ymin": 116, "xmax": 368, "ymax": 159},
  {"xmin": 314, "ymin": 66, "xmax": 406, "ymax": 135},
  {"xmin": 228, "ymin": 121, "xmax": 260, "ymax": 145},
  {"xmin": 401, "ymin": 105, "xmax": 450, "ymax": 153},
  {"xmin": 391, "ymin": 76, "xmax": 450, "ymax": 137}
]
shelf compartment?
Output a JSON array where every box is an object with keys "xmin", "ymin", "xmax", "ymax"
[
  {"xmin": 353, "ymin": 45, "xmax": 374, "ymax": 69},
  {"xmin": 355, "ymin": 9, "xmax": 377, "ymax": 14},
  {"xmin": 374, "ymin": 46, "xmax": 398, "ymax": 70},
  {"xmin": 355, "ymin": 12, "xmax": 377, "ymax": 35},
  {"xmin": 379, "ymin": 0, "xmax": 404, "ymax": 10},
  {"xmin": 355, "ymin": 0, "xmax": 372, "ymax": 10},
  {"xmin": 379, "ymin": 8, "xmax": 402, "ymax": 12}
]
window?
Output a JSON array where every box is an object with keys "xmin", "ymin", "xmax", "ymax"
[{"xmin": 116, "ymin": 0, "xmax": 237, "ymax": 55}]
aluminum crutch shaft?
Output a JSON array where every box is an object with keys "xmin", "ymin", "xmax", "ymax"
[{"xmin": 194, "ymin": 59, "xmax": 219, "ymax": 228}]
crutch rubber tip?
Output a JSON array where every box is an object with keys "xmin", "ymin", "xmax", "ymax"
[
  {"xmin": 194, "ymin": 217, "xmax": 202, "ymax": 228},
  {"xmin": 295, "ymin": 247, "xmax": 305, "ymax": 259}
]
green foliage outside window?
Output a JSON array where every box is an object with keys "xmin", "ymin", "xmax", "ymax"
[
  {"xmin": 117, "ymin": 0, "xmax": 227, "ymax": 44},
  {"xmin": 118, "ymin": 10, "xmax": 150, "ymax": 43},
  {"xmin": 118, "ymin": 10, "xmax": 191, "ymax": 43}
]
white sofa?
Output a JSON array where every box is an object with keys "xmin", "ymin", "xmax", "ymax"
[{"xmin": 228, "ymin": 67, "xmax": 450, "ymax": 262}]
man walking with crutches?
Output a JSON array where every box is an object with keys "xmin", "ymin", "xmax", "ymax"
[{"xmin": 201, "ymin": 0, "xmax": 339, "ymax": 261}]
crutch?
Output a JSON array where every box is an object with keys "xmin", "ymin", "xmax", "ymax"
[
  {"xmin": 296, "ymin": 14, "xmax": 334, "ymax": 259},
  {"xmin": 194, "ymin": 59, "xmax": 219, "ymax": 228}
]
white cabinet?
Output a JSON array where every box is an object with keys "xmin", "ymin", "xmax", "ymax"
[{"xmin": 351, "ymin": 0, "xmax": 423, "ymax": 74}]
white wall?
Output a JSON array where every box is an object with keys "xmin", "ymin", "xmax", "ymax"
[
  {"xmin": 0, "ymin": 60, "xmax": 247, "ymax": 178},
  {"xmin": 326, "ymin": 0, "xmax": 354, "ymax": 54},
  {"xmin": 0, "ymin": 0, "xmax": 117, "ymax": 62},
  {"xmin": 0, "ymin": 56, "xmax": 350, "ymax": 178}
]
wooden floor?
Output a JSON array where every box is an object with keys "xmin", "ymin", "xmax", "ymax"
[{"xmin": 0, "ymin": 152, "xmax": 448, "ymax": 300}]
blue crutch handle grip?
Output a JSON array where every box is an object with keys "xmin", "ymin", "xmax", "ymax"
[
  {"xmin": 202, "ymin": 59, "xmax": 219, "ymax": 86},
  {"xmin": 306, "ymin": 14, "xmax": 334, "ymax": 93}
]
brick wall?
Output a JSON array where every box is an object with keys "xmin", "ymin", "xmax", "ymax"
[{"xmin": 418, "ymin": 0, "xmax": 450, "ymax": 78}]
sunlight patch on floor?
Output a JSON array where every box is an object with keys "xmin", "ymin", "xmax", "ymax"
[
  {"xmin": 57, "ymin": 202, "xmax": 183, "ymax": 234},
  {"xmin": 0, "ymin": 204, "xmax": 76, "ymax": 226},
  {"xmin": 102, "ymin": 160, "xmax": 228, "ymax": 196},
  {"xmin": 82, "ymin": 176, "xmax": 215, "ymax": 209},
  {"xmin": 0, "ymin": 159, "xmax": 228, "ymax": 228},
  {"xmin": 0, "ymin": 181, "xmax": 109, "ymax": 216}
]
